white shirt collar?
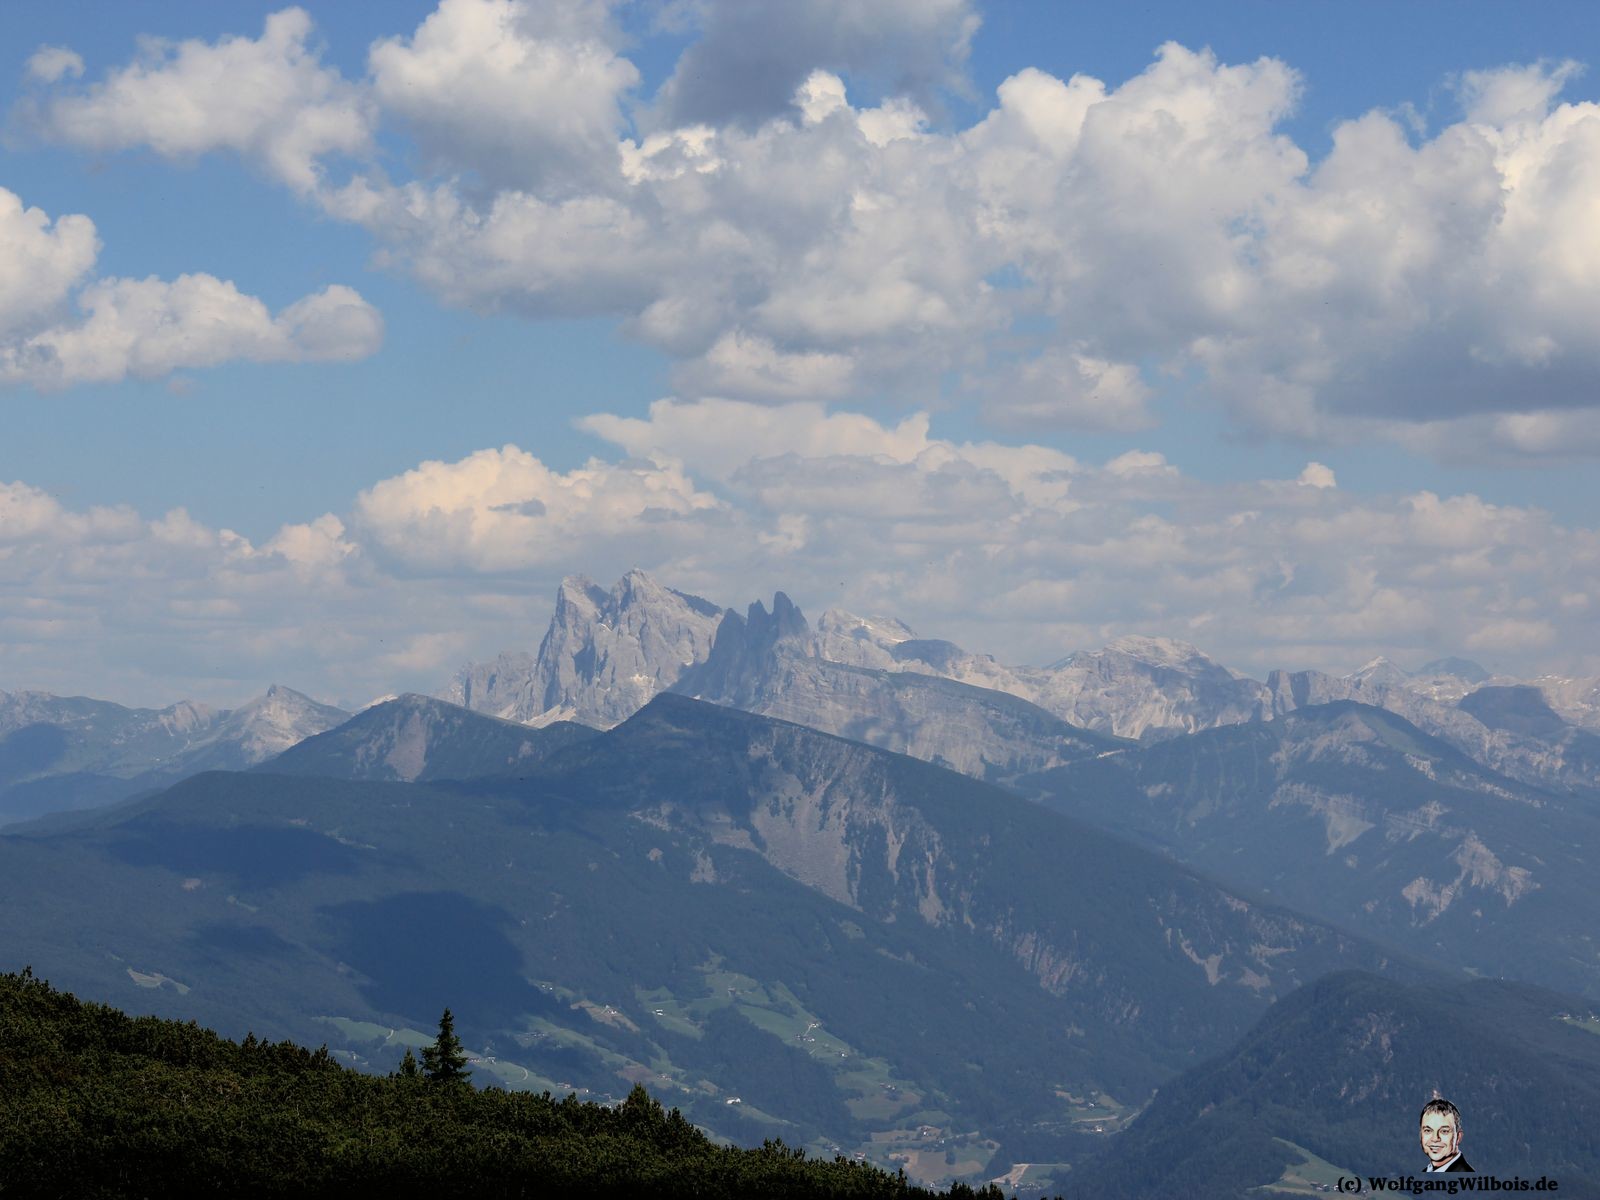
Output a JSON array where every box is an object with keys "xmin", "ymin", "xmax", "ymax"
[{"xmin": 1425, "ymin": 1151, "xmax": 1461, "ymax": 1172}]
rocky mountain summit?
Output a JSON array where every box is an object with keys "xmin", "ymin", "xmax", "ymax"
[
  {"xmin": 262, "ymin": 694, "xmax": 596, "ymax": 783},
  {"xmin": 1268, "ymin": 660, "xmax": 1600, "ymax": 793},
  {"xmin": 672, "ymin": 594, "xmax": 1119, "ymax": 778},
  {"xmin": 813, "ymin": 614, "xmax": 1270, "ymax": 740},
  {"xmin": 442, "ymin": 571, "xmax": 1600, "ymax": 795},
  {"xmin": 441, "ymin": 571, "xmax": 1272, "ymax": 759},
  {"xmin": 443, "ymin": 571, "xmax": 722, "ymax": 728},
  {"xmin": 446, "ymin": 574, "xmax": 1122, "ymax": 778}
]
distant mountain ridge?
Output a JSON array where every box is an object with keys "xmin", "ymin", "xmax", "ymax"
[
  {"xmin": 668, "ymin": 594, "xmax": 1121, "ymax": 779},
  {"xmin": 441, "ymin": 570, "xmax": 1600, "ymax": 795},
  {"xmin": 1029, "ymin": 698, "xmax": 1600, "ymax": 999},
  {"xmin": 1267, "ymin": 662, "xmax": 1600, "ymax": 793},
  {"xmin": 0, "ymin": 684, "xmax": 348, "ymax": 827}
]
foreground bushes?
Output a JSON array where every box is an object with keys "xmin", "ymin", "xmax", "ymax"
[{"xmin": 0, "ymin": 970, "xmax": 1013, "ymax": 1199}]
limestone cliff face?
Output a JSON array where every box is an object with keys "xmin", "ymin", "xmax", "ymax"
[
  {"xmin": 445, "ymin": 570, "xmax": 723, "ymax": 728},
  {"xmin": 440, "ymin": 571, "xmax": 1600, "ymax": 796},
  {"xmin": 811, "ymin": 614, "xmax": 1270, "ymax": 741},
  {"xmin": 673, "ymin": 595, "xmax": 1118, "ymax": 780},
  {"xmin": 618, "ymin": 696, "xmax": 1390, "ymax": 1034}
]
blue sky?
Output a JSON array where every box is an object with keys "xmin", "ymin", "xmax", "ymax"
[{"xmin": 2, "ymin": 1, "xmax": 1599, "ymax": 706}]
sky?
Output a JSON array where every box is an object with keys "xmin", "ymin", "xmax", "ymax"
[{"xmin": 2, "ymin": 0, "xmax": 1599, "ymax": 709}]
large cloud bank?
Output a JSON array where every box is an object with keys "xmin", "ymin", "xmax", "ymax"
[{"xmin": 19, "ymin": 1, "xmax": 1600, "ymax": 454}]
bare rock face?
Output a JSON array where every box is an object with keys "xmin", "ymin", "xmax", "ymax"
[
  {"xmin": 1031, "ymin": 699, "xmax": 1600, "ymax": 998},
  {"xmin": 1529, "ymin": 672, "xmax": 1600, "ymax": 732},
  {"xmin": 439, "ymin": 570, "xmax": 1600, "ymax": 796},
  {"xmin": 1266, "ymin": 666, "xmax": 1600, "ymax": 794},
  {"xmin": 811, "ymin": 615, "xmax": 1269, "ymax": 742},
  {"xmin": 673, "ymin": 595, "xmax": 1117, "ymax": 779},
  {"xmin": 445, "ymin": 570, "xmax": 724, "ymax": 728},
  {"xmin": 184, "ymin": 684, "xmax": 350, "ymax": 771},
  {"xmin": 1018, "ymin": 637, "xmax": 1270, "ymax": 740}
]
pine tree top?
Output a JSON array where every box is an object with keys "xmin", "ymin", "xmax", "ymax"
[{"xmin": 420, "ymin": 1007, "xmax": 470, "ymax": 1085}]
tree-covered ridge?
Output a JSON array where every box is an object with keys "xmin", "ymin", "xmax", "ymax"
[
  {"xmin": 1066, "ymin": 971, "xmax": 1600, "ymax": 1199},
  {"xmin": 0, "ymin": 969, "xmax": 1027, "ymax": 1199}
]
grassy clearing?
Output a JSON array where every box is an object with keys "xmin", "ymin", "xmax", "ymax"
[
  {"xmin": 1061, "ymin": 1087, "xmax": 1130, "ymax": 1131},
  {"xmin": 634, "ymin": 985, "xmax": 703, "ymax": 1039},
  {"xmin": 684, "ymin": 964, "xmax": 924, "ymax": 1116},
  {"xmin": 1254, "ymin": 1139, "xmax": 1354, "ymax": 1195}
]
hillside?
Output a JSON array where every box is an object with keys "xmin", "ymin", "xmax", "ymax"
[
  {"xmin": 0, "ymin": 968, "xmax": 1009, "ymax": 1199},
  {"xmin": 1028, "ymin": 700, "xmax": 1600, "ymax": 998},
  {"xmin": 260, "ymin": 694, "xmax": 597, "ymax": 782},
  {"xmin": 1067, "ymin": 970, "xmax": 1600, "ymax": 1198},
  {"xmin": 0, "ymin": 695, "xmax": 1421, "ymax": 1185}
]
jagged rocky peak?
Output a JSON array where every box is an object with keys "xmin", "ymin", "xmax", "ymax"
[
  {"xmin": 445, "ymin": 569, "xmax": 724, "ymax": 729},
  {"xmin": 1345, "ymin": 656, "xmax": 1413, "ymax": 688},
  {"xmin": 678, "ymin": 592, "xmax": 814, "ymax": 705},
  {"xmin": 743, "ymin": 591, "xmax": 811, "ymax": 645},
  {"xmin": 1098, "ymin": 635, "xmax": 1243, "ymax": 680},
  {"xmin": 1029, "ymin": 635, "xmax": 1268, "ymax": 740},
  {"xmin": 812, "ymin": 609, "xmax": 915, "ymax": 668},
  {"xmin": 200, "ymin": 684, "xmax": 350, "ymax": 766}
]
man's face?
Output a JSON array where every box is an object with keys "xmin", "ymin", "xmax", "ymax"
[{"xmin": 1420, "ymin": 1111, "xmax": 1461, "ymax": 1166}]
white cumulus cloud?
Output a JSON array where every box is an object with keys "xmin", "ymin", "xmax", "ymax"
[
  {"xmin": 20, "ymin": 9, "xmax": 1600, "ymax": 456},
  {"xmin": 352, "ymin": 444, "xmax": 722, "ymax": 573},
  {"xmin": 24, "ymin": 46, "xmax": 84, "ymax": 84},
  {"xmin": 368, "ymin": 0, "xmax": 638, "ymax": 193},
  {"xmin": 23, "ymin": 8, "xmax": 372, "ymax": 194},
  {"xmin": 0, "ymin": 188, "xmax": 381, "ymax": 389}
]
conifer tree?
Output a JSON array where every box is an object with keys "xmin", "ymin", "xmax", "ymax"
[
  {"xmin": 396, "ymin": 1047, "xmax": 420, "ymax": 1078},
  {"xmin": 420, "ymin": 1007, "xmax": 470, "ymax": 1084}
]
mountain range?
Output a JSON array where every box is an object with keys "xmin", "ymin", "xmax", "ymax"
[
  {"xmin": 7, "ymin": 568, "xmax": 1600, "ymax": 1188},
  {"xmin": 444, "ymin": 571, "xmax": 1600, "ymax": 797},
  {"xmin": 1027, "ymin": 700, "xmax": 1600, "ymax": 999},
  {"xmin": 0, "ymin": 693, "xmax": 1421, "ymax": 1186},
  {"xmin": 9, "ymin": 569, "xmax": 1596, "ymax": 826}
]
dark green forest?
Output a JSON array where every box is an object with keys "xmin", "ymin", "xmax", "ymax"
[{"xmin": 0, "ymin": 969, "xmax": 1026, "ymax": 1199}]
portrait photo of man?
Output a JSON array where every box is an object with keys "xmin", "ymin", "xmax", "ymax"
[{"xmin": 1420, "ymin": 1098, "xmax": 1474, "ymax": 1173}]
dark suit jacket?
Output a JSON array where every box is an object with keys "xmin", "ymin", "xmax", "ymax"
[{"xmin": 1434, "ymin": 1155, "xmax": 1474, "ymax": 1173}]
